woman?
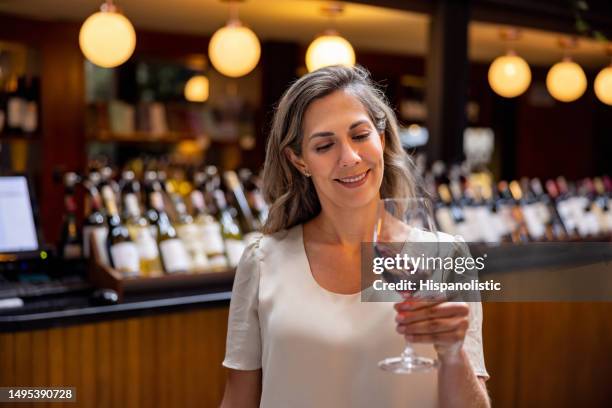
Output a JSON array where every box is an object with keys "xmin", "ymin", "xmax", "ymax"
[{"xmin": 220, "ymin": 65, "xmax": 489, "ymax": 407}]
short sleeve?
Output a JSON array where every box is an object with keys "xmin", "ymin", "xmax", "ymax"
[
  {"xmin": 444, "ymin": 234, "xmax": 489, "ymax": 380},
  {"xmin": 464, "ymin": 301, "xmax": 489, "ymax": 380},
  {"xmin": 222, "ymin": 235, "xmax": 263, "ymax": 370}
]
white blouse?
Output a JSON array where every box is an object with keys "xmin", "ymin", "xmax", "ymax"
[{"xmin": 223, "ymin": 224, "xmax": 488, "ymax": 408}]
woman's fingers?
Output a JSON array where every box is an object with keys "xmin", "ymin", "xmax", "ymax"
[
  {"xmin": 395, "ymin": 301, "xmax": 469, "ymax": 325},
  {"xmin": 397, "ymin": 316, "xmax": 468, "ymax": 335},
  {"xmin": 402, "ymin": 330, "xmax": 467, "ymax": 346}
]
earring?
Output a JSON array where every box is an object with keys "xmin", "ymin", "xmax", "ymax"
[{"xmin": 303, "ymin": 170, "xmax": 311, "ymax": 177}]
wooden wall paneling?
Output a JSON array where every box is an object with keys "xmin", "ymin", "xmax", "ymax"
[
  {"xmin": 481, "ymin": 302, "xmax": 520, "ymax": 408},
  {"xmin": 39, "ymin": 22, "xmax": 86, "ymax": 244},
  {"xmin": 62, "ymin": 325, "xmax": 80, "ymax": 405},
  {"xmin": 0, "ymin": 333, "xmax": 15, "ymax": 408},
  {"xmin": 94, "ymin": 321, "xmax": 112, "ymax": 408},
  {"xmin": 125, "ymin": 318, "xmax": 141, "ymax": 408},
  {"xmin": 138, "ymin": 316, "xmax": 157, "ymax": 408},
  {"xmin": 78, "ymin": 324, "xmax": 96, "ymax": 407}
]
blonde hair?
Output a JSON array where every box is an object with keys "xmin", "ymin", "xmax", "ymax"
[{"xmin": 262, "ymin": 65, "xmax": 418, "ymax": 234}]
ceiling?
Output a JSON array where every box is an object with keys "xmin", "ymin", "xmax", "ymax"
[{"xmin": 0, "ymin": 0, "xmax": 610, "ymax": 68}]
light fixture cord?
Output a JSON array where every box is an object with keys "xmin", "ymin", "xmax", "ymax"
[{"xmin": 229, "ymin": 1, "xmax": 240, "ymax": 24}]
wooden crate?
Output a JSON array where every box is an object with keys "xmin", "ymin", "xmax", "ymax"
[{"xmin": 88, "ymin": 231, "xmax": 234, "ymax": 300}]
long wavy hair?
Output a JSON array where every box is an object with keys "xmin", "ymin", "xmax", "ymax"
[{"xmin": 262, "ymin": 65, "xmax": 418, "ymax": 234}]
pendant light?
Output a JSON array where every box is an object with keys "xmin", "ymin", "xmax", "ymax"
[
  {"xmin": 184, "ymin": 75, "xmax": 210, "ymax": 102},
  {"xmin": 306, "ymin": 3, "xmax": 355, "ymax": 72},
  {"xmin": 184, "ymin": 55, "xmax": 209, "ymax": 103},
  {"xmin": 546, "ymin": 37, "xmax": 587, "ymax": 102},
  {"xmin": 79, "ymin": 0, "xmax": 136, "ymax": 68},
  {"xmin": 488, "ymin": 29, "xmax": 531, "ymax": 98},
  {"xmin": 208, "ymin": 0, "xmax": 261, "ymax": 78},
  {"xmin": 594, "ymin": 44, "xmax": 612, "ymax": 106}
]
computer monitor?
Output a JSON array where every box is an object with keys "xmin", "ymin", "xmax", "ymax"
[{"xmin": 0, "ymin": 176, "xmax": 40, "ymax": 255}]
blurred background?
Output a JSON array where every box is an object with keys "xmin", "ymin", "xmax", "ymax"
[{"xmin": 0, "ymin": 0, "xmax": 611, "ymax": 407}]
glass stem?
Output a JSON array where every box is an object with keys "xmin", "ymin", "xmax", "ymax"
[{"xmin": 401, "ymin": 342, "xmax": 415, "ymax": 363}]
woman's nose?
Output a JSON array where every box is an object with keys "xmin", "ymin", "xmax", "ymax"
[{"xmin": 338, "ymin": 140, "xmax": 361, "ymax": 167}]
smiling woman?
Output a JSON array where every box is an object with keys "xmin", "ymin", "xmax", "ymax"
[{"xmin": 220, "ymin": 66, "xmax": 490, "ymax": 408}]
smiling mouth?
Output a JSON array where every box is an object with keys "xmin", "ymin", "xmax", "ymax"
[{"xmin": 335, "ymin": 169, "xmax": 370, "ymax": 185}]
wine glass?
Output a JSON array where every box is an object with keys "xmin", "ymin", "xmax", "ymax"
[{"xmin": 373, "ymin": 198, "xmax": 441, "ymax": 374}]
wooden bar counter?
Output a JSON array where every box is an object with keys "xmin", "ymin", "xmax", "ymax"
[{"xmin": 1, "ymin": 270, "xmax": 611, "ymax": 407}]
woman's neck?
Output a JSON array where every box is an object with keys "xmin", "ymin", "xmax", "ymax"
[{"xmin": 308, "ymin": 198, "xmax": 379, "ymax": 247}]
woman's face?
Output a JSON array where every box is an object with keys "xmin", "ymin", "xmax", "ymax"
[{"xmin": 289, "ymin": 89, "xmax": 385, "ymax": 211}]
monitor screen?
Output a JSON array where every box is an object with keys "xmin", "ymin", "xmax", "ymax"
[{"xmin": 0, "ymin": 176, "xmax": 39, "ymax": 253}]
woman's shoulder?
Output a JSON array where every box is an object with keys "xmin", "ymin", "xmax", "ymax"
[{"xmin": 247, "ymin": 223, "xmax": 302, "ymax": 260}]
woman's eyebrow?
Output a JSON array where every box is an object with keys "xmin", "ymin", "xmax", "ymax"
[{"xmin": 309, "ymin": 120, "xmax": 370, "ymax": 140}]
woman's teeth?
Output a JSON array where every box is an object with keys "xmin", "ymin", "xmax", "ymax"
[{"xmin": 338, "ymin": 170, "xmax": 368, "ymax": 183}]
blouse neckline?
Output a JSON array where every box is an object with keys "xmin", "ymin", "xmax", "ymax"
[{"xmin": 297, "ymin": 224, "xmax": 364, "ymax": 298}]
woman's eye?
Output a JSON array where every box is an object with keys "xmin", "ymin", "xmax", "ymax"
[
  {"xmin": 315, "ymin": 143, "xmax": 334, "ymax": 152},
  {"xmin": 353, "ymin": 133, "xmax": 370, "ymax": 141}
]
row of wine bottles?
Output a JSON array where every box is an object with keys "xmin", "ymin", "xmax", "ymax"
[
  {"xmin": 59, "ymin": 165, "xmax": 268, "ymax": 277},
  {"xmin": 431, "ymin": 172, "xmax": 612, "ymax": 244}
]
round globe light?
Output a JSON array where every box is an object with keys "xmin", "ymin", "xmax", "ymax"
[
  {"xmin": 488, "ymin": 53, "xmax": 531, "ymax": 98},
  {"xmin": 546, "ymin": 59, "xmax": 587, "ymax": 102},
  {"xmin": 594, "ymin": 66, "xmax": 612, "ymax": 106},
  {"xmin": 306, "ymin": 33, "xmax": 355, "ymax": 72},
  {"xmin": 79, "ymin": 9, "xmax": 136, "ymax": 68},
  {"xmin": 208, "ymin": 22, "xmax": 261, "ymax": 78},
  {"xmin": 184, "ymin": 75, "xmax": 209, "ymax": 102}
]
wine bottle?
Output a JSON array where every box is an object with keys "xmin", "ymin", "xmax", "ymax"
[
  {"xmin": 531, "ymin": 178, "xmax": 567, "ymax": 241},
  {"xmin": 505, "ymin": 181, "xmax": 530, "ymax": 243},
  {"xmin": 580, "ymin": 178, "xmax": 602, "ymax": 237},
  {"xmin": 593, "ymin": 177, "xmax": 612, "ymax": 234},
  {"xmin": 434, "ymin": 184, "xmax": 459, "ymax": 236},
  {"xmin": 82, "ymin": 175, "xmax": 107, "ymax": 259},
  {"xmin": 59, "ymin": 172, "xmax": 83, "ymax": 259},
  {"xmin": 172, "ymin": 194, "xmax": 209, "ymax": 271},
  {"xmin": 238, "ymin": 168, "xmax": 268, "ymax": 227},
  {"xmin": 516, "ymin": 178, "xmax": 546, "ymax": 241},
  {"xmin": 448, "ymin": 180, "xmax": 478, "ymax": 241},
  {"xmin": 150, "ymin": 190, "xmax": 191, "ymax": 274},
  {"xmin": 213, "ymin": 190, "xmax": 245, "ymax": 268},
  {"xmin": 124, "ymin": 189, "xmax": 163, "ymax": 277},
  {"xmin": 191, "ymin": 189, "xmax": 228, "ymax": 269},
  {"xmin": 223, "ymin": 170, "xmax": 261, "ymax": 244},
  {"xmin": 101, "ymin": 185, "xmax": 140, "ymax": 276},
  {"xmin": 546, "ymin": 179, "xmax": 578, "ymax": 239},
  {"xmin": 21, "ymin": 76, "xmax": 39, "ymax": 134},
  {"xmin": 6, "ymin": 76, "xmax": 25, "ymax": 134}
]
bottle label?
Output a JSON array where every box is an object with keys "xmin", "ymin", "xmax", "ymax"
[
  {"xmin": 92, "ymin": 227, "xmax": 110, "ymax": 265},
  {"xmin": 160, "ymin": 239, "xmax": 191, "ymax": 273},
  {"xmin": 523, "ymin": 204, "xmax": 545, "ymax": 239},
  {"xmin": 225, "ymin": 239, "xmax": 246, "ymax": 267},
  {"xmin": 124, "ymin": 193, "xmax": 141, "ymax": 217},
  {"xmin": 177, "ymin": 224, "xmax": 209, "ymax": 270},
  {"xmin": 7, "ymin": 97, "xmax": 25, "ymax": 128},
  {"xmin": 83, "ymin": 225, "xmax": 106, "ymax": 258},
  {"xmin": 110, "ymin": 242, "xmax": 140, "ymax": 276},
  {"xmin": 134, "ymin": 227, "xmax": 159, "ymax": 260},
  {"xmin": 208, "ymin": 254, "xmax": 229, "ymax": 269},
  {"xmin": 201, "ymin": 222, "xmax": 225, "ymax": 254},
  {"xmin": 22, "ymin": 102, "xmax": 38, "ymax": 133}
]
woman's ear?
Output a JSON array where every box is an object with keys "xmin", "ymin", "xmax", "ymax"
[
  {"xmin": 379, "ymin": 131, "xmax": 385, "ymax": 149},
  {"xmin": 284, "ymin": 147, "xmax": 309, "ymax": 176}
]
